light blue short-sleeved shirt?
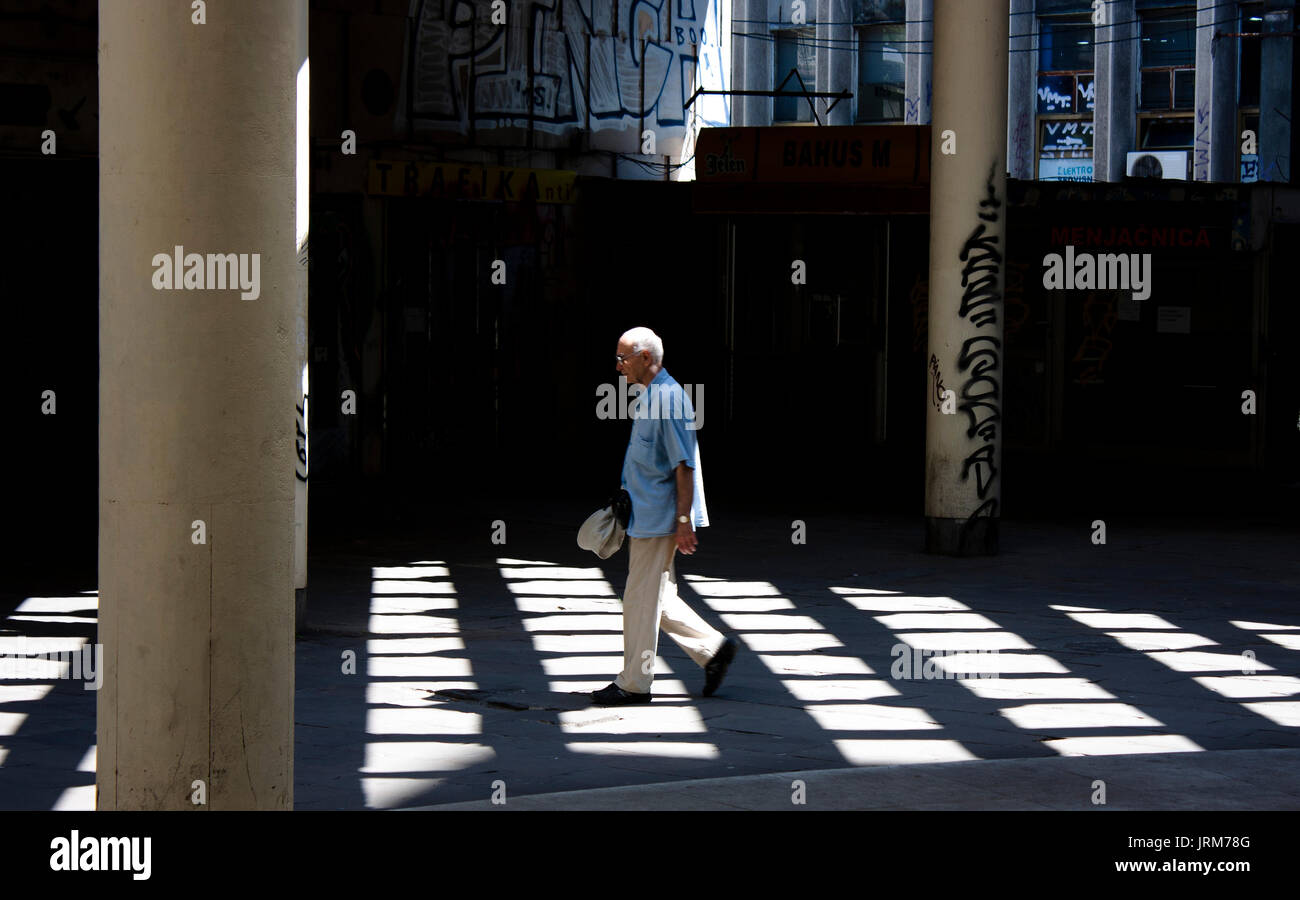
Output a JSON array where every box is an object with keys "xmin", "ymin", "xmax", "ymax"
[{"xmin": 620, "ymin": 369, "xmax": 708, "ymax": 538}]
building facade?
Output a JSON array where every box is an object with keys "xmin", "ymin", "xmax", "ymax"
[
  {"xmin": 4, "ymin": 0, "xmax": 1300, "ymax": 575},
  {"xmin": 729, "ymin": 0, "xmax": 1295, "ymax": 185}
]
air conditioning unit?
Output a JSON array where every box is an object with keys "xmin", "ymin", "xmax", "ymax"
[{"xmin": 1126, "ymin": 150, "xmax": 1189, "ymax": 180}]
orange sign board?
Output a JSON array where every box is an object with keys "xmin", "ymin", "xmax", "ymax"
[
  {"xmin": 368, "ymin": 160, "xmax": 577, "ymax": 203},
  {"xmin": 696, "ymin": 125, "xmax": 931, "ymax": 185}
]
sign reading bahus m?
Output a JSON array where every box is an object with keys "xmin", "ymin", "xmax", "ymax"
[{"xmin": 696, "ymin": 125, "xmax": 931, "ymax": 184}]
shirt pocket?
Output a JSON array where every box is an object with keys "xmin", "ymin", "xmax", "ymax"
[{"xmin": 629, "ymin": 433, "xmax": 658, "ymax": 469}]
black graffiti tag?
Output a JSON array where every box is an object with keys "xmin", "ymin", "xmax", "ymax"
[
  {"xmin": 956, "ymin": 335, "xmax": 1000, "ymax": 442},
  {"xmin": 962, "ymin": 497, "xmax": 999, "ymax": 532},
  {"xmin": 953, "ymin": 163, "xmax": 1003, "ymax": 517},
  {"xmin": 929, "ymin": 353, "xmax": 948, "ymax": 408},
  {"xmin": 960, "ymin": 443, "xmax": 998, "ymax": 500},
  {"xmin": 957, "ymin": 226, "xmax": 1002, "ymax": 328},
  {"xmin": 957, "ymin": 165, "xmax": 1003, "ymax": 328},
  {"xmin": 295, "ymin": 401, "xmax": 308, "ymax": 483}
]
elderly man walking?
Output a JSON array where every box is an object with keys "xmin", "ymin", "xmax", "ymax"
[{"xmin": 592, "ymin": 326, "xmax": 739, "ymax": 707}]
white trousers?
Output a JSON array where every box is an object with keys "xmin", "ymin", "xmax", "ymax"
[{"xmin": 615, "ymin": 534, "xmax": 725, "ymax": 694}]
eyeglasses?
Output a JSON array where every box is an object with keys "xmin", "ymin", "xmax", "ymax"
[{"xmin": 616, "ymin": 351, "xmax": 643, "ymax": 365}]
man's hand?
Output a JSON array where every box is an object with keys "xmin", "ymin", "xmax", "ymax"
[
  {"xmin": 676, "ymin": 520, "xmax": 698, "ymax": 555},
  {"xmin": 673, "ymin": 461, "xmax": 697, "ymax": 554}
]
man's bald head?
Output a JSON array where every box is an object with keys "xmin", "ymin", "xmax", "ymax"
[{"xmin": 620, "ymin": 327, "xmax": 663, "ymax": 364}]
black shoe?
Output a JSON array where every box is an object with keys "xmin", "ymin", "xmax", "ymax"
[
  {"xmin": 591, "ymin": 682, "xmax": 652, "ymax": 707},
  {"xmin": 703, "ymin": 637, "xmax": 738, "ymax": 697}
]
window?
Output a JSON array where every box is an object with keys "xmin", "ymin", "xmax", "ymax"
[
  {"xmin": 774, "ymin": 28, "xmax": 817, "ymax": 123},
  {"xmin": 1036, "ymin": 15, "xmax": 1095, "ymax": 181},
  {"xmin": 1139, "ymin": 9, "xmax": 1195, "ymax": 111},
  {"xmin": 1139, "ymin": 118, "xmax": 1194, "ymax": 149},
  {"xmin": 1237, "ymin": 4, "xmax": 1262, "ymax": 181},
  {"xmin": 1239, "ymin": 3, "xmax": 1262, "ymax": 108},
  {"xmin": 1039, "ymin": 17, "xmax": 1094, "ymax": 72},
  {"xmin": 856, "ymin": 24, "xmax": 905, "ymax": 122}
]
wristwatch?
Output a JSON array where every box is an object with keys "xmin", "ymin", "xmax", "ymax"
[{"xmin": 677, "ymin": 515, "xmax": 689, "ymax": 525}]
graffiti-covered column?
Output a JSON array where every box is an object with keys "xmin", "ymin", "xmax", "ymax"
[
  {"xmin": 924, "ymin": 0, "xmax": 1009, "ymax": 556},
  {"xmin": 293, "ymin": 3, "xmax": 310, "ymax": 629},
  {"xmin": 1193, "ymin": 0, "xmax": 1237, "ymax": 182},
  {"xmin": 98, "ymin": 0, "xmax": 304, "ymax": 809}
]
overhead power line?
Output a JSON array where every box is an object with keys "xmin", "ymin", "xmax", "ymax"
[{"xmin": 731, "ymin": 8, "xmax": 1260, "ymax": 57}]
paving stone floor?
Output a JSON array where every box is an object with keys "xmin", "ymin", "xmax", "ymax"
[{"xmin": 3, "ymin": 502, "xmax": 1298, "ymax": 810}]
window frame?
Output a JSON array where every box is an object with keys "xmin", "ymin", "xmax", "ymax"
[
  {"xmin": 1137, "ymin": 7, "xmax": 1196, "ymax": 113},
  {"xmin": 1238, "ymin": 1, "xmax": 1264, "ymax": 107},
  {"xmin": 772, "ymin": 27, "xmax": 818, "ymax": 124},
  {"xmin": 854, "ymin": 21, "xmax": 907, "ymax": 124},
  {"xmin": 1038, "ymin": 14, "xmax": 1096, "ymax": 74},
  {"xmin": 1136, "ymin": 112, "xmax": 1196, "ymax": 152},
  {"xmin": 1036, "ymin": 14, "xmax": 1096, "ymax": 182}
]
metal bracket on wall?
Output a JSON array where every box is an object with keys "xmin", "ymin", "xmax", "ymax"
[{"xmin": 684, "ymin": 67, "xmax": 853, "ymax": 125}]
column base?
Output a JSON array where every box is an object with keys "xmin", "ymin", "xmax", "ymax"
[{"xmin": 925, "ymin": 516, "xmax": 999, "ymax": 556}]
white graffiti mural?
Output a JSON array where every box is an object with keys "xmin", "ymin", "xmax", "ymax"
[{"xmin": 411, "ymin": 0, "xmax": 730, "ymax": 137}]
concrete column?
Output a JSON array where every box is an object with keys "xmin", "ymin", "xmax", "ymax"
[
  {"xmin": 732, "ymin": 0, "xmax": 747, "ymax": 125},
  {"xmin": 1260, "ymin": 0, "xmax": 1294, "ymax": 182},
  {"xmin": 98, "ymin": 0, "xmax": 304, "ymax": 810},
  {"xmin": 817, "ymin": 0, "xmax": 853, "ymax": 124},
  {"xmin": 742, "ymin": 0, "xmax": 773, "ymax": 126},
  {"xmin": 905, "ymin": 0, "xmax": 933, "ymax": 123},
  {"xmin": 1093, "ymin": 0, "xmax": 1137, "ymax": 182},
  {"xmin": 924, "ymin": 0, "xmax": 1008, "ymax": 556},
  {"xmin": 294, "ymin": 3, "xmax": 310, "ymax": 628},
  {"xmin": 1007, "ymin": 0, "xmax": 1036, "ymax": 180},
  {"xmin": 1194, "ymin": 0, "xmax": 1239, "ymax": 182}
]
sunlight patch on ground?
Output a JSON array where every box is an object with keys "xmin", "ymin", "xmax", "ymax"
[
  {"xmin": 893, "ymin": 632, "xmax": 1035, "ymax": 652},
  {"xmin": 1000, "ymin": 702, "xmax": 1165, "ymax": 730},
  {"xmin": 960, "ymin": 678, "xmax": 1115, "ymax": 701},
  {"xmin": 366, "ymin": 637, "xmax": 466, "ymax": 655},
  {"xmin": 738, "ymin": 633, "xmax": 844, "ymax": 652},
  {"xmin": 566, "ymin": 741, "xmax": 720, "ymax": 759},
  {"xmin": 77, "ymin": 746, "xmax": 96, "ymax": 772},
  {"xmin": 1146, "ymin": 651, "xmax": 1274, "ymax": 673},
  {"xmin": 51, "ymin": 785, "xmax": 95, "ymax": 811},
  {"xmin": 365, "ymin": 707, "xmax": 482, "ymax": 736},
  {"xmin": 370, "ymin": 579, "xmax": 457, "ymax": 595},
  {"xmin": 1192, "ymin": 675, "xmax": 1300, "ymax": 699},
  {"xmin": 559, "ymin": 706, "xmax": 708, "ymax": 734},
  {"xmin": 1240, "ymin": 701, "xmax": 1300, "ymax": 727},
  {"xmin": 1043, "ymin": 734, "xmax": 1203, "ymax": 756},
  {"xmin": 1231, "ymin": 620, "xmax": 1300, "ymax": 631},
  {"xmin": 757, "ymin": 654, "xmax": 875, "ymax": 676},
  {"xmin": 1106, "ymin": 631, "xmax": 1217, "ymax": 651},
  {"xmin": 362, "ymin": 741, "xmax": 496, "ymax": 773},
  {"xmin": 873, "ymin": 613, "xmax": 1001, "ymax": 630},
  {"xmin": 363, "ymin": 563, "xmax": 481, "ymax": 798},
  {"xmin": 362, "ymin": 778, "xmax": 448, "ymax": 809},
  {"xmin": 805, "ymin": 704, "xmax": 944, "ymax": 731},
  {"xmin": 371, "ymin": 565, "xmax": 451, "ymax": 579},
  {"xmin": 1065, "ymin": 612, "xmax": 1179, "ymax": 630},
  {"xmin": 780, "ymin": 679, "xmax": 902, "ymax": 702},
  {"xmin": 833, "ymin": 739, "xmax": 979, "ymax": 765}
]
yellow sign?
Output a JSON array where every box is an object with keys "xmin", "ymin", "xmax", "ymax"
[{"xmin": 368, "ymin": 160, "xmax": 577, "ymax": 204}]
